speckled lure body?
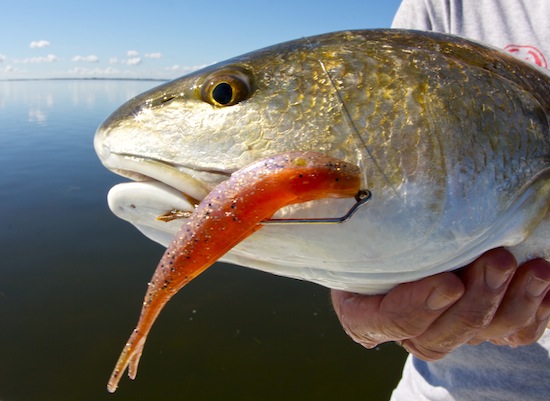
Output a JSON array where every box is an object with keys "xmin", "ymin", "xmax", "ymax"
[{"xmin": 107, "ymin": 151, "xmax": 361, "ymax": 392}]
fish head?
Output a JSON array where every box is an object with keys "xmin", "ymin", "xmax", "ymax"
[
  {"xmin": 94, "ymin": 33, "xmax": 367, "ymax": 250},
  {"xmin": 95, "ymin": 37, "xmax": 357, "ymax": 190}
]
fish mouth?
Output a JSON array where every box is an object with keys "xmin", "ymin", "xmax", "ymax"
[{"xmin": 97, "ymin": 148, "xmax": 231, "ymax": 247}]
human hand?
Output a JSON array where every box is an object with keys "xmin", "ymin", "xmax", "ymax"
[{"xmin": 331, "ymin": 248, "xmax": 550, "ymax": 361}]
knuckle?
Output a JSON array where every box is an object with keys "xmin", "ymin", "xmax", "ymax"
[
  {"xmin": 488, "ymin": 338, "xmax": 512, "ymax": 346},
  {"xmin": 455, "ymin": 307, "xmax": 496, "ymax": 331},
  {"xmin": 467, "ymin": 337, "xmax": 485, "ymax": 346},
  {"xmin": 404, "ymin": 340, "xmax": 453, "ymax": 361},
  {"xmin": 513, "ymin": 323, "xmax": 547, "ymax": 345},
  {"xmin": 388, "ymin": 317, "xmax": 426, "ymax": 339},
  {"xmin": 340, "ymin": 310, "xmax": 428, "ymax": 346},
  {"xmin": 508, "ymin": 314, "xmax": 536, "ymax": 330},
  {"xmin": 339, "ymin": 318, "xmax": 387, "ymax": 348},
  {"xmin": 349, "ymin": 331, "xmax": 384, "ymax": 349},
  {"xmin": 380, "ymin": 307, "xmax": 429, "ymax": 338}
]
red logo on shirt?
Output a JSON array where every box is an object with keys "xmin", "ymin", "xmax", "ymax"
[{"xmin": 504, "ymin": 44, "xmax": 548, "ymax": 68}]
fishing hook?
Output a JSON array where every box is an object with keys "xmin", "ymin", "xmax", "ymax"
[{"xmin": 261, "ymin": 189, "xmax": 371, "ymax": 225}]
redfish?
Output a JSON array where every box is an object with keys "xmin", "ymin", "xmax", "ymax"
[
  {"xmin": 107, "ymin": 151, "xmax": 361, "ymax": 392},
  {"xmin": 95, "ymin": 30, "xmax": 550, "ymax": 295}
]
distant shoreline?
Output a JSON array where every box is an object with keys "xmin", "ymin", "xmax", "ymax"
[{"xmin": 0, "ymin": 77, "xmax": 170, "ymax": 83}]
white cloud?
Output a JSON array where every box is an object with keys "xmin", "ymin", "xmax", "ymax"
[
  {"xmin": 15, "ymin": 54, "xmax": 58, "ymax": 63},
  {"xmin": 0, "ymin": 55, "xmax": 6, "ymax": 62},
  {"xmin": 30, "ymin": 40, "xmax": 51, "ymax": 49},
  {"xmin": 1, "ymin": 65, "xmax": 16, "ymax": 72},
  {"xmin": 109, "ymin": 57, "xmax": 119, "ymax": 64},
  {"xmin": 72, "ymin": 55, "xmax": 99, "ymax": 63},
  {"xmin": 123, "ymin": 57, "xmax": 142, "ymax": 65},
  {"xmin": 144, "ymin": 52, "xmax": 162, "ymax": 59},
  {"xmin": 127, "ymin": 50, "xmax": 139, "ymax": 57}
]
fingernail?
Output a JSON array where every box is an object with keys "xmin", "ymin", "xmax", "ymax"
[
  {"xmin": 426, "ymin": 287, "xmax": 460, "ymax": 311},
  {"xmin": 485, "ymin": 266, "xmax": 511, "ymax": 290},
  {"xmin": 527, "ymin": 276, "xmax": 550, "ymax": 298}
]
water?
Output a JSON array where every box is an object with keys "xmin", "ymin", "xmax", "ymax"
[{"xmin": 0, "ymin": 80, "xmax": 407, "ymax": 400}]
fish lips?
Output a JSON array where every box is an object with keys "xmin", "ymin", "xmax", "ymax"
[
  {"xmin": 96, "ymin": 148, "xmax": 229, "ymax": 246},
  {"xmin": 107, "ymin": 181, "xmax": 193, "ymax": 247}
]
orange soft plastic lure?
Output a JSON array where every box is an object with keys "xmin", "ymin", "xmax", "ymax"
[{"xmin": 107, "ymin": 151, "xmax": 361, "ymax": 392}]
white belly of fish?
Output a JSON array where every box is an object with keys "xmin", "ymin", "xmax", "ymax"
[{"xmin": 107, "ymin": 176, "xmax": 550, "ymax": 294}]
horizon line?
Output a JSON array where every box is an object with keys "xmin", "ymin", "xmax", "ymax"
[{"xmin": 0, "ymin": 77, "xmax": 171, "ymax": 83}]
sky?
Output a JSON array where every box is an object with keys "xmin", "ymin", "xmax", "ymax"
[{"xmin": 0, "ymin": 0, "xmax": 403, "ymax": 80}]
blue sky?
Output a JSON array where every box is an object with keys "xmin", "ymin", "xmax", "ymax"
[{"xmin": 1, "ymin": 0, "xmax": 402, "ymax": 79}]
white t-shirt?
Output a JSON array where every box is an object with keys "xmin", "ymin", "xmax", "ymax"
[
  {"xmin": 390, "ymin": 1, "xmax": 550, "ymax": 400},
  {"xmin": 392, "ymin": 0, "xmax": 550, "ymax": 69}
]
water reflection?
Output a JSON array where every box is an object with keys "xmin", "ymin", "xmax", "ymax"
[
  {"xmin": 1, "ymin": 80, "xmax": 166, "ymax": 125},
  {"xmin": 0, "ymin": 80, "xmax": 407, "ymax": 401},
  {"xmin": 28, "ymin": 108, "xmax": 48, "ymax": 125}
]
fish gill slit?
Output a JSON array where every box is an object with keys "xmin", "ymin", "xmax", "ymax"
[{"xmin": 303, "ymin": 35, "xmax": 400, "ymax": 198}]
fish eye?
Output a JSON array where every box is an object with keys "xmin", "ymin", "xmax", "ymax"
[{"xmin": 200, "ymin": 68, "xmax": 253, "ymax": 107}]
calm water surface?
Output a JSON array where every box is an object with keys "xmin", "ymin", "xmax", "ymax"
[{"xmin": 0, "ymin": 80, "xmax": 407, "ymax": 400}]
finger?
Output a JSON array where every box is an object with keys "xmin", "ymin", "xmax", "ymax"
[
  {"xmin": 513, "ymin": 290, "xmax": 550, "ymax": 344},
  {"xmin": 331, "ymin": 272, "xmax": 464, "ymax": 349},
  {"xmin": 471, "ymin": 258, "xmax": 550, "ymax": 345},
  {"xmin": 492, "ymin": 271, "xmax": 550, "ymax": 347},
  {"xmin": 403, "ymin": 248, "xmax": 516, "ymax": 360}
]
